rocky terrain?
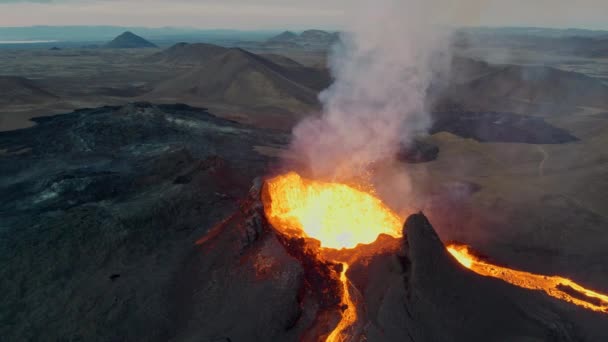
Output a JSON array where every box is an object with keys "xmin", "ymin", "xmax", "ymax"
[{"xmin": 0, "ymin": 102, "xmax": 287, "ymax": 340}]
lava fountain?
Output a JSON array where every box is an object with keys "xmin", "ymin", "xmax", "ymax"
[{"xmin": 263, "ymin": 172, "xmax": 608, "ymax": 341}]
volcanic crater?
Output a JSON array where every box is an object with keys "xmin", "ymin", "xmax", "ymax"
[{"xmin": 178, "ymin": 172, "xmax": 608, "ymax": 342}]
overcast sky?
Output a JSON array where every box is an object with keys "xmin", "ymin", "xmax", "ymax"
[{"xmin": 1, "ymin": 0, "xmax": 608, "ymax": 30}]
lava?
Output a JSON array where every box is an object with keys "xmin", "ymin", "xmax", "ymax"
[
  {"xmin": 447, "ymin": 244, "xmax": 608, "ymax": 313},
  {"xmin": 325, "ymin": 264, "xmax": 356, "ymax": 342},
  {"xmin": 263, "ymin": 172, "xmax": 402, "ymax": 250},
  {"xmin": 263, "ymin": 172, "xmax": 608, "ymax": 342},
  {"xmin": 263, "ymin": 172, "xmax": 403, "ymax": 341}
]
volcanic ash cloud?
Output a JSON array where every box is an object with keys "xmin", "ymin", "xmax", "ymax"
[{"xmin": 290, "ymin": 0, "xmax": 452, "ymax": 181}]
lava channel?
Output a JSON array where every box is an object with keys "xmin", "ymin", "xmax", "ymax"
[{"xmin": 263, "ymin": 172, "xmax": 608, "ymax": 341}]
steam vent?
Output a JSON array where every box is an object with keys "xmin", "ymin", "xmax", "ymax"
[{"xmin": 173, "ymin": 175, "xmax": 608, "ymax": 342}]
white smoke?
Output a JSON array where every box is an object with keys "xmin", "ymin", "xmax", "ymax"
[{"xmin": 290, "ymin": 0, "xmax": 453, "ymax": 182}]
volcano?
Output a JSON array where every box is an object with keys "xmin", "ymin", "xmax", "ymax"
[
  {"xmin": 147, "ymin": 48, "xmax": 327, "ymax": 114},
  {"xmin": 175, "ymin": 172, "xmax": 608, "ymax": 341},
  {"xmin": 104, "ymin": 31, "xmax": 158, "ymax": 49}
]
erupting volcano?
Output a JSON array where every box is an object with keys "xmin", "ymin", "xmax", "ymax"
[
  {"xmin": 261, "ymin": 171, "xmax": 608, "ymax": 341},
  {"xmin": 263, "ymin": 172, "xmax": 402, "ymax": 249}
]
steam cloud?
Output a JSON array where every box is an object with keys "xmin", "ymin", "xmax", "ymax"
[{"xmin": 290, "ymin": 0, "xmax": 452, "ymax": 182}]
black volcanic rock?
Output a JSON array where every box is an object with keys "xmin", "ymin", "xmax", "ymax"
[
  {"xmin": 397, "ymin": 139, "xmax": 439, "ymax": 163},
  {"xmin": 0, "ymin": 102, "xmax": 289, "ymax": 341},
  {"xmin": 2, "ymin": 102, "xmax": 607, "ymax": 341},
  {"xmin": 402, "ymin": 213, "xmax": 602, "ymax": 342},
  {"xmin": 104, "ymin": 31, "xmax": 157, "ymax": 49}
]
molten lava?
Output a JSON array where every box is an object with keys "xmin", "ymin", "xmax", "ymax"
[
  {"xmin": 447, "ymin": 244, "xmax": 608, "ymax": 313},
  {"xmin": 325, "ymin": 264, "xmax": 356, "ymax": 342},
  {"xmin": 263, "ymin": 172, "xmax": 608, "ymax": 341},
  {"xmin": 264, "ymin": 172, "xmax": 402, "ymax": 250}
]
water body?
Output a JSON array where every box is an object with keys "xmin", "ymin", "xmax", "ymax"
[{"xmin": 0, "ymin": 40, "xmax": 58, "ymax": 44}]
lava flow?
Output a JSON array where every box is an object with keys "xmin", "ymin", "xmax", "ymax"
[
  {"xmin": 447, "ymin": 244, "xmax": 608, "ymax": 313},
  {"xmin": 264, "ymin": 172, "xmax": 402, "ymax": 341},
  {"xmin": 263, "ymin": 172, "xmax": 608, "ymax": 341}
]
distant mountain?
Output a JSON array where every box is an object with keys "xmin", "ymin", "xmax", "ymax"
[
  {"xmin": 147, "ymin": 46, "xmax": 330, "ymax": 113},
  {"xmin": 266, "ymin": 29, "xmax": 339, "ymax": 46},
  {"xmin": 104, "ymin": 31, "xmax": 158, "ymax": 49},
  {"xmin": 0, "ymin": 76, "xmax": 58, "ymax": 105},
  {"xmin": 0, "ymin": 26, "xmax": 277, "ymax": 42},
  {"xmin": 268, "ymin": 31, "xmax": 298, "ymax": 43},
  {"xmin": 145, "ymin": 42, "xmax": 228, "ymax": 65},
  {"xmin": 464, "ymin": 65, "xmax": 608, "ymax": 107},
  {"xmin": 299, "ymin": 30, "xmax": 339, "ymax": 44},
  {"xmin": 455, "ymin": 30, "xmax": 608, "ymax": 58},
  {"xmin": 440, "ymin": 61, "xmax": 608, "ymax": 113}
]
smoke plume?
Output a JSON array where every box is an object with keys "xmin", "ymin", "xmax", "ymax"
[{"xmin": 290, "ymin": 0, "xmax": 452, "ymax": 182}]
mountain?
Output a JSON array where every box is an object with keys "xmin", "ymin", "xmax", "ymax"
[
  {"xmin": 441, "ymin": 62, "xmax": 608, "ymax": 113},
  {"xmin": 104, "ymin": 31, "xmax": 158, "ymax": 49},
  {"xmin": 299, "ymin": 29, "xmax": 339, "ymax": 44},
  {"xmin": 268, "ymin": 31, "xmax": 298, "ymax": 43},
  {"xmin": 464, "ymin": 65, "xmax": 608, "ymax": 108},
  {"xmin": 144, "ymin": 42, "xmax": 228, "ymax": 65},
  {"xmin": 147, "ymin": 46, "xmax": 330, "ymax": 115},
  {"xmin": 0, "ymin": 26, "xmax": 277, "ymax": 42},
  {"xmin": 266, "ymin": 29, "xmax": 339, "ymax": 46},
  {"xmin": 455, "ymin": 29, "xmax": 608, "ymax": 58},
  {"xmin": 0, "ymin": 76, "xmax": 58, "ymax": 105}
]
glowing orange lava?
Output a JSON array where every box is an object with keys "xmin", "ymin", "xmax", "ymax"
[
  {"xmin": 263, "ymin": 172, "xmax": 402, "ymax": 250},
  {"xmin": 447, "ymin": 244, "xmax": 608, "ymax": 313},
  {"xmin": 263, "ymin": 172, "xmax": 608, "ymax": 341},
  {"xmin": 325, "ymin": 264, "xmax": 356, "ymax": 342}
]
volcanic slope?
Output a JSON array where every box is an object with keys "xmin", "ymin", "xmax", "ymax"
[
  {"xmin": 0, "ymin": 76, "xmax": 58, "ymax": 106},
  {"xmin": 144, "ymin": 42, "xmax": 228, "ymax": 65},
  {"xmin": 104, "ymin": 31, "xmax": 158, "ymax": 49},
  {"xmin": 147, "ymin": 47, "xmax": 329, "ymax": 114},
  {"xmin": 445, "ymin": 64, "xmax": 608, "ymax": 112}
]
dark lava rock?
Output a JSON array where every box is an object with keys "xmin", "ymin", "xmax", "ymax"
[
  {"xmin": 0, "ymin": 102, "xmax": 288, "ymax": 341},
  {"xmin": 1, "ymin": 102, "xmax": 606, "ymax": 341},
  {"xmin": 431, "ymin": 110, "xmax": 579, "ymax": 144},
  {"xmin": 397, "ymin": 139, "xmax": 439, "ymax": 163},
  {"xmin": 401, "ymin": 213, "xmax": 608, "ymax": 342}
]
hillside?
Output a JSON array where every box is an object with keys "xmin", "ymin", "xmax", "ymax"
[
  {"xmin": 0, "ymin": 76, "xmax": 58, "ymax": 105},
  {"xmin": 104, "ymin": 31, "xmax": 158, "ymax": 49},
  {"xmin": 444, "ymin": 64, "xmax": 608, "ymax": 112},
  {"xmin": 147, "ymin": 47, "xmax": 330, "ymax": 114},
  {"xmin": 144, "ymin": 42, "xmax": 228, "ymax": 65}
]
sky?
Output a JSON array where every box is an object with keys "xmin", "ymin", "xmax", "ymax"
[{"xmin": 1, "ymin": 0, "xmax": 608, "ymax": 30}]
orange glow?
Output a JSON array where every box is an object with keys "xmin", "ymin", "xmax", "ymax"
[
  {"xmin": 263, "ymin": 172, "xmax": 608, "ymax": 341},
  {"xmin": 263, "ymin": 172, "xmax": 402, "ymax": 250},
  {"xmin": 263, "ymin": 172, "xmax": 403, "ymax": 341},
  {"xmin": 447, "ymin": 244, "xmax": 608, "ymax": 313},
  {"xmin": 325, "ymin": 264, "xmax": 356, "ymax": 342}
]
